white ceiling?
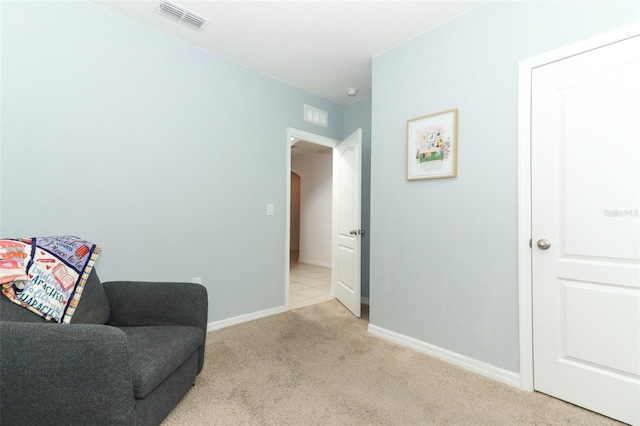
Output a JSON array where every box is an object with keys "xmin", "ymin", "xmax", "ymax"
[
  {"xmin": 291, "ymin": 139, "xmax": 332, "ymax": 157},
  {"xmin": 92, "ymin": 1, "xmax": 483, "ymax": 105}
]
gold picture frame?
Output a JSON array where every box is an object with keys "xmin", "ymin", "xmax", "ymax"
[{"xmin": 406, "ymin": 108, "xmax": 458, "ymax": 180}]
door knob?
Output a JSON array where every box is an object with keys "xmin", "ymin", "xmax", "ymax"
[
  {"xmin": 536, "ymin": 239, "xmax": 551, "ymax": 250},
  {"xmin": 349, "ymin": 230, "xmax": 357, "ymax": 235}
]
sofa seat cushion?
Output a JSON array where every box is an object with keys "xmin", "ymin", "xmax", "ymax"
[{"xmin": 118, "ymin": 325, "xmax": 205, "ymax": 399}]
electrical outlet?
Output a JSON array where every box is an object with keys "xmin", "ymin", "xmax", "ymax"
[
  {"xmin": 266, "ymin": 203, "xmax": 274, "ymax": 216},
  {"xmin": 192, "ymin": 277, "xmax": 202, "ymax": 284}
]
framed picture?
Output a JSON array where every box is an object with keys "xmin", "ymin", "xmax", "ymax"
[{"xmin": 406, "ymin": 108, "xmax": 458, "ymax": 180}]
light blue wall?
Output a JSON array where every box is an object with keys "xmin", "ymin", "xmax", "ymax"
[
  {"xmin": 370, "ymin": 1, "xmax": 639, "ymax": 372},
  {"xmin": 0, "ymin": 1, "xmax": 345, "ymax": 323},
  {"xmin": 0, "ymin": 2, "xmax": 3, "ymax": 238},
  {"xmin": 344, "ymin": 98, "xmax": 372, "ymax": 300}
]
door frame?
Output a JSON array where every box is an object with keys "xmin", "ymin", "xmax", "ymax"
[
  {"xmin": 285, "ymin": 128, "xmax": 339, "ymax": 308},
  {"xmin": 517, "ymin": 22, "xmax": 640, "ymax": 392}
]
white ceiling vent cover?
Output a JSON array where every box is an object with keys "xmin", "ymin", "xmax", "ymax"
[{"xmin": 156, "ymin": 1, "xmax": 210, "ymax": 32}]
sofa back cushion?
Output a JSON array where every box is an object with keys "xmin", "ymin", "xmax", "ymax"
[
  {"xmin": 0, "ymin": 269, "xmax": 109, "ymax": 324},
  {"xmin": 0, "ymin": 292, "xmax": 48, "ymax": 322},
  {"xmin": 69, "ymin": 269, "xmax": 110, "ymax": 324}
]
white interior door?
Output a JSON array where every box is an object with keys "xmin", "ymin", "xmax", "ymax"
[
  {"xmin": 531, "ymin": 33, "xmax": 640, "ymax": 424},
  {"xmin": 332, "ymin": 129, "xmax": 362, "ymax": 317}
]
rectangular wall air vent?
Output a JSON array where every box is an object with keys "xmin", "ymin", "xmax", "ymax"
[
  {"xmin": 156, "ymin": 1, "xmax": 210, "ymax": 32},
  {"xmin": 303, "ymin": 104, "xmax": 328, "ymax": 128}
]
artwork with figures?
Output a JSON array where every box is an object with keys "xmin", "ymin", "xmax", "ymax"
[{"xmin": 407, "ymin": 108, "xmax": 458, "ymax": 180}]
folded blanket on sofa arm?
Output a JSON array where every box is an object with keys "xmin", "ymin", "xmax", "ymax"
[{"xmin": 0, "ymin": 236, "xmax": 100, "ymax": 323}]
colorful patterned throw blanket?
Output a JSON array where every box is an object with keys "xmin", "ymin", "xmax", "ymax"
[{"xmin": 0, "ymin": 236, "xmax": 100, "ymax": 323}]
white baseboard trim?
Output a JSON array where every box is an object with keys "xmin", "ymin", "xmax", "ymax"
[
  {"xmin": 207, "ymin": 306, "xmax": 286, "ymax": 332},
  {"xmin": 367, "ymin": 324, "xmax": 520, "ymax": 388},
  {"xmin": 298, "ymin": 258, "xmax": 331, "ymax": 268}
]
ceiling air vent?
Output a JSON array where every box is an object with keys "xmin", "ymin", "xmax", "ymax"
[
  {"xmin": 303, "ymin": 105, "xmax": 328, "ymax": 128},
  {"xmin": 156, "ymin": 1, "xmax": 210, "ymax": 32}
]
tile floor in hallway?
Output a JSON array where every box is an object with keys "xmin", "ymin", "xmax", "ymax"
[{"xmin": 289, "ymin": 262, "xmax": 334, "ymax": 310}]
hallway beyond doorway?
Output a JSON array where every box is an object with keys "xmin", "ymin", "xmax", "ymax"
[{"xmin": 289, "ymin": 261, "xmax": 333, "ymax": 309}]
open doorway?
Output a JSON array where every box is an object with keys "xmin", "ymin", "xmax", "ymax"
[
  {"xmin": 289, "ymin": 140, "xmax": 334, "ymax": 309},
  {"xmin": 285, "ymin": 129, "xmax": 338, "ymax": 311},
  {"xmin": 285, "ymin": 127, "xmax": 363, "ymax": 316}
]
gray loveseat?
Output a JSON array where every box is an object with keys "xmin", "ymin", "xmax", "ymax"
[{"xmin": 0, "ymin": 270, "xmax": 208, "ymax": 425}]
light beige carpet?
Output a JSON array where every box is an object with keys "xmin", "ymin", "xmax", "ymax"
[{"xmin": 163, "ymin": 300, "xmax": 621, "ymax": 425}]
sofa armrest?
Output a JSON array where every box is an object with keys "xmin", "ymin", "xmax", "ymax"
[
  {"xmin": 0, "ymin": 321, "xmax": 135, "ymax": 426},
  {"xmin": 103, "ymin": 281, "xmax": 208, "ymax": 331}
]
